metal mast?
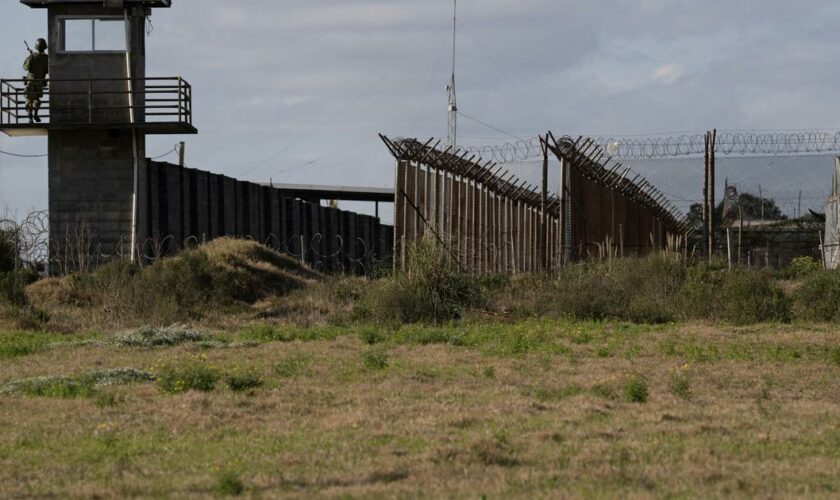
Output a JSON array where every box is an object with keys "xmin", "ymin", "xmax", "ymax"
[{"xmin": 446, "ymin": 0, "xmax": 457, "ymax": 149}]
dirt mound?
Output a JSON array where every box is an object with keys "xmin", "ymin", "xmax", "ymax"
[
  {"xmin": 194, "ymin": 237, "xmax": 323, "ymax": 300},
  {"xmin": 24, "ymin": 238, "xmax": 323, "ymax": 326}
]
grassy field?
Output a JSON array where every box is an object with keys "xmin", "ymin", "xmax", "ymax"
[{"xmin": 3, "ymin": 320, "xmax": 840, "ymax": 498}]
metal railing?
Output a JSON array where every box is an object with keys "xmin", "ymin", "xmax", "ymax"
[{"xmin": 0, "ymin": 76, "xmax": 192, "ymax": 127}]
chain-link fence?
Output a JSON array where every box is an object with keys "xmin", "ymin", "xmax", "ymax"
[{"xmin": 463, "ymin": 131, "xmax": 840, "ymax": 267}]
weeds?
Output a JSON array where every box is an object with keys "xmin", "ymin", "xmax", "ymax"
[
  {"xmin": 0, "ymin": 368, "xmax": 153, "ymax": 398},
  {"xmin": 113, "ymin": 325, "xmax": 205, "ymax": 348},
  {"xmin": 360, "ymin": 240, "xmax": 485, "ymax": 324},
  {"xmin": 669, "ymin": 367, "xmax": 691, "ymax": 399},
  {"xmin": 360, "ymin": 327, "xmax": 387, "ymax": 345},
  {"xmin": 214, "ymin": 471, "xmax": 245, "ymax": 496},
  {"xmin": 473, "ymin": 430, "xmax": 518, "ymax": 467},
  {"xmin": 623, "ymin": 377, "xmax": 649, "ymax": 403},
  {"xmin": 94, "ymin": 391, "xmax": 124, "ymax": 408},
  {"xmin": 224, "ymin": 369, "xmax": 263, "ymax": 392},
  {"xmin": 274, "ymin": 353, "xmax": 311, "ymax": 378},
  {"xmin": 238, "ymin": 324, "xmax": 340, "ymax": 343},
  {"xmin": 153, "ymin": 355, "xmax": 220, "ymax": 394},
  {"xmin": 363, "ymin": 347, "xmax": 389, "ymax": 371},
  {"xmin": 533, "ymin": 385, "xmax": 584, "ymax": 402},
  {"xmin": 793, "ymin": 270, "xmax": 840, "ymax": 322}
]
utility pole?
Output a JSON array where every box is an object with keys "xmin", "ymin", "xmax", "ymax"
[
  {"xmin": 759, "ymin": 184, "xmax": 764, "ymax": 220},
  {"xmin": 446, "ymin": 0, "xmax": 457, "ymax": 150},
  {"xmin": 178, "ymin": 141, "xmax": 186, "ymax": 167},
  {"xmin": 704, "ymin": 130, "xmax": 716, "ymax": 260},
  {"xmin": 798, "ymin": 190, "xmax": 802, "ymax": 219}
]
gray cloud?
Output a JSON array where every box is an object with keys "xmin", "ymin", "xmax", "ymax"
[{"xmin": 1, "ymin": 0, "xmax": 840, "ymax": 219}]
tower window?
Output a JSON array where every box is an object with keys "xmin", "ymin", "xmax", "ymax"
[{"xmin": 61, "ymin": 18, "xmax": 127, "ymax": 52}]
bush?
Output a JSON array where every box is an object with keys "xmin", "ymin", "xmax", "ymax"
[
  {"xmin": 669, "ymin": 370, "xmax": 691, "ymax": 399},
  {"xmin": 214, "ymin": 471, "xmax": 245, "ymax": 496},
  {"xmin": 793, "ymin": 270, "xmax": 840, "ymax": 322},
  {"xmin": 623, "ymin": 377, "xmax": 649, "ymax": 403},
  {"xmin": 678, "ymin": 266, "xmax": 790, "ymax": 325},
  {"xmin": 0, "ymin": 269, "xmax": 39, "ymax": 306},
  {"xmin": 545, "ymin": 254, "xmax": 685, "ymax": 323},
  {"xmin": 0, "ymin": 368, "xmax": 153, "ymax": 398},
  {"xmin": 0, "ymin": 230, "xmax": 17, "ymax": 274},
  {"xmin": 786, "ymin": 256, "xmax": 822, "ymax": 279},
  {"xmin": 224, "ymin": 369, "xmax": 263, "ymax": 392},
  {"xmin": 274, "ymin": 353, "xmax": 310, "ymax": 378},
  {"xmin": 113, "ymin": 325, "xmax": 205, "ymax": 348},
  {"xmin": 359, "ymin": 327, "xmax": 387, "ymax": 345},
  {"xmin": 472, "ymin": 431, "xmax": 518, "ymax": 467},
  {"xmin": 362, "ymin": 347, "xmax": 389, "ymax": 370},
  {"xmin": 360, "ymin": 240, "xmax": 485, "ymax": 324},
  {"xmin": 1, "ymin": 304, "xmax": 50, "ymax": 331},
  {"xmin": 154, "ymin": 355, "xmax": 220, "ymax": 394}
]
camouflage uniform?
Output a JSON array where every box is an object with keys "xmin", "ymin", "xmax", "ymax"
[{"xmin": 23, "ymin": 41, "xmax": 48, "ymax": 122}]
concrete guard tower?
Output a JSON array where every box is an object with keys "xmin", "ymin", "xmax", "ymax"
[{"xmin": 0, "ymin": 0, "xmax": 196, "ymax": 271}]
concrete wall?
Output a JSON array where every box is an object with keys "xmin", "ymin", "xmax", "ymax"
[
  {"xmin": 712, "ymin": 223, "xmax": 823, "ymax": 268},
  {"xmin": 46, "ymin": 3, "xmax": 150, "ymax": 272}
]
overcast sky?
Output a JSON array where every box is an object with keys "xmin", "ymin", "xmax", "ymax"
[{"xmin": 2, "ymin": 0, "xmax": 840, "ymax": 219}]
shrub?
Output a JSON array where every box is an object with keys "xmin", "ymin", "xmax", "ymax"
[
  {"xmin": 113, "ymin": 325, "xmax": 205, "ymax": 348},
  {"xmin": 793, "ymin": 270, "xmax": 840, "ymax": 322},
  {"xmin": 362, "ymin": 347, "xmax": 389, "ymax": 370},
  {"xmin": 472, "ymin": 431, "xmax": 518, "ymax": 467},
  {"xmin": 0, "ymin": 269, "xmax": 39, "ymax": 306},
  {"xmin": 274, "ymin": 353, "xmax": 310, "ymax": 378},
  {"xmin": 214, "ymin": 471, "xmax": 245, "ymax": 496},
  {"xmin": 1, "ymin": 304, "xmax": 50, "ymax": 331},
  {"xmin": 94, "ymin": 391, "xmax": 124, "ymax": 408},
  {"xmin": 677, "ymin": 265, "xmax": 790, "ymax": 325},
  {"xmin": 154, "ymin": 355, "xmax": 220, "ymax": 394},
  {"xmin": 360, "ymin": 240, "xmax": 485, "ymax": 324},
  {"xmin": 1, "ymin": 375, "xmax": 98, "ymax": 398},
  {"xmin": 359, "ymin": 327, "xmax": 387, "ymax": 345},
  {"xmin": 239, "ymin": 324, "xmax": 340, "ymax": 343},
  {"xmin": 623, "ymin": 377, "xmax": 649, "ymax": 403},
  {"xmin": 548, "ymin": 254, "xmax": 685, "ymax": 323},
  {"xmin": 224, "ymin": 369, "xmax": 263, "ymax": 392},
  {"xmin": 669, "ymin": 371, "xmax": 691, "ymax": 399},
  {"xmin": 0, "ymin": 230, "xmax": 17, "ymax": 274},
  {"xmin": 0, "ymin": 368, "xmax": 153, "ymax": 398},
  {"xmin": 787, "ymin": 256, "xmax": 822, "ymax": 279}
]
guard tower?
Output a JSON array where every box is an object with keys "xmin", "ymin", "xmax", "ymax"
[{"xmin": 0, "ymin": 0, "xmax": 196, "ymax": 271}]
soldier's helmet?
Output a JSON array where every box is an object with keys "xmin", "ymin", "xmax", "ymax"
[{"xmin": 35, "ymin": 38, "xmax": 47, "ymax": 52}]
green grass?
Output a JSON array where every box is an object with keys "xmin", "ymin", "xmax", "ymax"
[
  {"xmin": 0, "ymin": 331, "xmax": 99, "ymax": 359},
  {"xmin": 154, "ymin": 356, "xmax": 221, "ymax": 394},
  {"xmin": 237, "ymin": 323, "xmax": 343, "ymax": 343},
  {"xmin": 0, "ymin": 368, "xmax": 153, "ymax": 399},
  {"xmin": 4, "ymin": 319, "xmax": 840, "ymax": 497}
]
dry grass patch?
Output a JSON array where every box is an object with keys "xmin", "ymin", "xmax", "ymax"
[{"xmin": 2, "ymin": 321, "xmax": 840, "ymax": 497}]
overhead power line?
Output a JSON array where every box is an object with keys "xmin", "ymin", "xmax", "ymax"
[
  {"xmin": 0, "ymin": 150, "xmax": 48, "ymax": 158},
  {"xmin": 457, "ymin": 111, "xmax": 525, "ymax": 141},
  {"xmin": 149, "ymin": 146, "xmax": 178, "ymax": 160},
  {"xmin": 239, "ymin": 24, "xmax": 448, "ymax": 178}
]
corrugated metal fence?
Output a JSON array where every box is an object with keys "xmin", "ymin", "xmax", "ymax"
[{"xmin": 143, "ymin": 161, "xmax": 393, "ymax": 275}]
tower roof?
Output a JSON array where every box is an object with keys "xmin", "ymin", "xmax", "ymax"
[{"xmin": 21, "ymin": 0, "xmax": 171, "ymax": 8}]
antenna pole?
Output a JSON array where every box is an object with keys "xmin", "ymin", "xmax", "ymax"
[{"xmin": 447, "ymin": 0, "xmax": 458, "ymax": 149}]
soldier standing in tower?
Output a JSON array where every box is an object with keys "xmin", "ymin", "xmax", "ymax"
[{"xmin": 23, "ymin": 38, "xmax": 49, "ymax": 123}]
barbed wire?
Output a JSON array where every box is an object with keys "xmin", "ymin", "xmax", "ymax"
[
  {"xmin": 0, "ymin": 211, "xmax": 389, "ymax": 276},
  {"xmin": 463, "ymin": 131, "xmax": 840, "ymax": 163}
]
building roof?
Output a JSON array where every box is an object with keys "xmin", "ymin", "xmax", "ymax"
[
  {"xmin": 21, "ymin": 0, "xmax": 171, "ymax": 8},
  {"xmin": 261, "ymin": 183, "xmax": 394, "ymax": 203}
]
